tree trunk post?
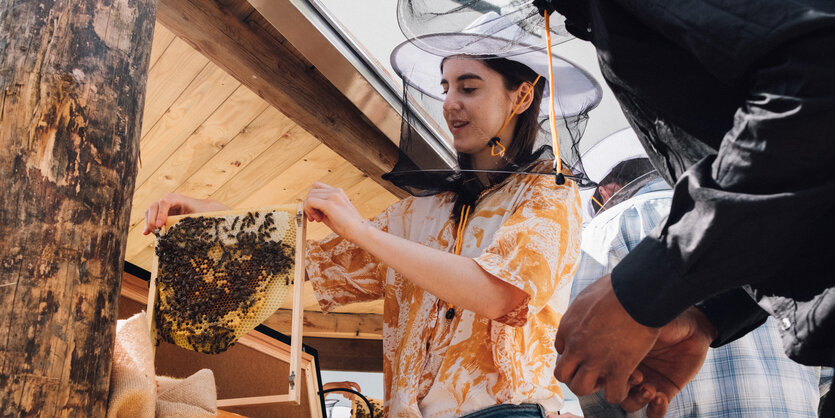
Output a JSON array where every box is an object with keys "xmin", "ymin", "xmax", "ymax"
[{"xmin": 0, "ymin": 0, "xmax": 157, "ymax": 415}]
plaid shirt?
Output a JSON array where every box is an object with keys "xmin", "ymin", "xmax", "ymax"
[{"xmin": 569, "ymin": 180, "xmax": 829, "ymax": 417}]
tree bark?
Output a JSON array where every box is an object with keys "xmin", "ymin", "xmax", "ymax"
[{"xmin": 0, "ymin": 0, "xmax": 156, "ymax": 415}]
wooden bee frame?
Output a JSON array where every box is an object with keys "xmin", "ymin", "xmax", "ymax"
[{"xmin": 147, "ymin": 203, "xmax": 307, "ymax": 407}]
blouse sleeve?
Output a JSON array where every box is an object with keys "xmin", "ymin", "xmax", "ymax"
[
  {"xmin": 305, "ymin": 200, "xmax": 404, "ymax": 313},
  {"xmin": 473, "ymin": 176, "xmax": 582, "ymax": 326}
]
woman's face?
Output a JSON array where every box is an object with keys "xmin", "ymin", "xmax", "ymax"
[{"xmin": 441, "ymin": 58, "xmax": 517, "ymax": 156}]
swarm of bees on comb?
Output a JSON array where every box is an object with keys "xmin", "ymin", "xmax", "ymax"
[{"xmin": 152, "ymin": 207, "xmax": 299, "ymax": 354}]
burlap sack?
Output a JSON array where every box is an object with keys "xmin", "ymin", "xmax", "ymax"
[
  {"xmin": 107, "ymin": 312, "xmax": 156, "ymax": 418},
  {"xmin": 157, "ymin": 369, "xmax": 217, "ymax": 417},
  {"xmin": 107, "ymin": 312, "xmax": 218, "ymax": 418}
]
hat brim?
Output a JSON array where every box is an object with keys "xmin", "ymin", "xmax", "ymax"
[
  {"xmin": 391, "ymin": 33, "xmax": 602, "ymax": 118},
  {"xmin": 578, "ymin": 128, "xmax": 648, "ymax": 183}
]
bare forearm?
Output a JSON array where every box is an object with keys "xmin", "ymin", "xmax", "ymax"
[{"xmin": 351, "ymin": 223, "xmax": 527, "ymax": 319}]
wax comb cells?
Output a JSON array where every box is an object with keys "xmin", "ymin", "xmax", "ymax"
[{"xmin": 152, "ymin": 206, "xmax": 300, "ymax": 354}]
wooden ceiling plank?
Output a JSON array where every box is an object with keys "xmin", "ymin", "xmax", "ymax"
[
  {"xmin": 287, "ymin": 164, "xmax": 368, "ymax": 204},
  {"xmin": 129, "ymin": 86, "xmax": 269, "ymax": 228},
  {"xmin": 137, "ymin": 63, "xmax": 241, "ymax": 186},
  {"xmin": 141, "ymin": 37, "xmax": 209, "ymax": 138},
  {"xmin": 303, "ymin": 177, "xmax": 400, "ymax": 241},
  {"xmin": 310, "ymin": 226, "xmax": 352, "ymax": 248},
  {"xmin": 148, "ymin": 23, "xmax": 176, "ymax": 71},
  {"xmin": 231, "ymin": 144, "xmax": 343, "ymax": 209},
  {"xmin": 305, "ymin": 224, "xmax": 334, "ymax": 242},
  {"xmin": 175, "ymin": 107, "xmax": 298, "ymax": 200},
  {"xmin": 125, "ymin": 109, "xmax": 304, "ymax": 263},
  {"xmin": 344, "ymin": 177, "xmax": 400, "ymax": 218},
  {"xmin": 126, "ymin": 245, "xmax": 155, "ymax": 272},
  {"xmin": 207, "ymin": 129, "xmax": 321, "ymax": 208},
  {"xmin": 124, "ymin": 223, "xmax": 154, "ymax": 266},
  {"xmin": 156, "ymin": 0, "xmax": 407, "ymax": 198},
  {"xmin": 123, "ymin": 226, "xmax": 153, "ymax": 264}
]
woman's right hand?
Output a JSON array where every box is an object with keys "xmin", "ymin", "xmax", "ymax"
[{"xmin": 143, "ymin": 193, "xmax": 230, "ymax": 235}]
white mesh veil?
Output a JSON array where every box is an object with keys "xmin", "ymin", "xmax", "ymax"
[{"xmin": 385, "ymin": 1, "xmax": 602, "ymax": 203}]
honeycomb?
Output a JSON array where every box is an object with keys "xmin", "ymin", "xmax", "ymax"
[{"xmin": 152, "ymin": 206, "xmax": 299, "ymax": 354}]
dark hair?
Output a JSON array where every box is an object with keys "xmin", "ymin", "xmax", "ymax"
[
  {"xmin": 591, "ymin": 157, "xmax": 655, "ymax": 212},
  {"xmin": 441, "ymin": 56, "xmax": 545, "ymax": 221},
  {"xmin": 599, "ymin": 158, "xmax": 655, "ymax": 188}
]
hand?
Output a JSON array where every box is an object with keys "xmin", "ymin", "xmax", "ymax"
[
  {"xmin": 143, "ymin": 193, "xmax": 229, "ymax": 235},
  {"xmin": 323, "ymin": 381, "xmax": 363, "ymax": 401},
  {"xmin": 554, "ymin": 275, "xmax": 659, "ymax": 403},
  {"xmin": 620, "ymin": 307, "xmax": 716, "ymax": 418},
  {"xmin": 303, "ymin": 182, "xmax": 369, "ymax": 243}
]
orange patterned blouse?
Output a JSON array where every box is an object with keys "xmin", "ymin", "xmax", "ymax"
[{"xmin": 307, "ymin": 163, "xmax": 582, "ymax": 417}]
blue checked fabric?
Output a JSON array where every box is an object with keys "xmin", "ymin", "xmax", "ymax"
[{"xmin": 569, "ymin": 180, "xmax": 829, "ymax": 417}]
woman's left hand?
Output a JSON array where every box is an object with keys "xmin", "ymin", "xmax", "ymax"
[{"xmin": 303, "ymin": 182, "xmax": 370, "ymax": 243}]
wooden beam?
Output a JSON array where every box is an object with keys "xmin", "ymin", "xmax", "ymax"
[
  {"xmin": 263, "ymin": 310, "xmax": 383, "ymax": 340},
  {"xmin": 304, "ymin": 338, "xmax": 383, "ymax": 373},
  {"xmin": 218, "ymin": 410, "xmax": 247, "ymax": 418},
  {"xmin": 156, "ymin": 0, "xmax": 407, "ymax": 198},
  {"xmin": 217, "ymin": 394, "xmax": 293, "ymax": 408},
  {"xmin": 0, "ymin": 0, "xmax": 156, "ymax": 414},
  {"xmin": 121, "ymin": 271, "xmax": 151, "ymax": 304}
]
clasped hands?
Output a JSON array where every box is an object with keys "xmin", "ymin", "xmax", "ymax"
[{"xmin": 554, "ymin": 275, "xmax": 717, "ymax": 417}]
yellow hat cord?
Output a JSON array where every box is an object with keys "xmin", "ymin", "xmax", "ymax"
[
  {"xmin": 544, "ymin": 11, "xmax": 566, "ymax": 185},
  {"xmin": 444, "ymin": 203, "xmax": 471, "ymax": 319}
]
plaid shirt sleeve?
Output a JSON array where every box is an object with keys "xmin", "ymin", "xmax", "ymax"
[{"xmin": 569, "ymin": 189, "xmax": 824, "ymax": 417}]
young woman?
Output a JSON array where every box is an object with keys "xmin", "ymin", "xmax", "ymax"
[{"xmin": 145, "ymin": 55, "xmax": 583, "ymax": 417}]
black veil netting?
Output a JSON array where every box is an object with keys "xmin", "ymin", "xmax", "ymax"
[{"xmin": 384, "ymin": 0, "xmax": 602, "ymax": 205}]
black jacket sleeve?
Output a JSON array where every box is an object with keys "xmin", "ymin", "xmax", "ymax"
[
  {"xmin": 695, "ymin": 289, "xmax": 768, "ymax": 347},
  {"xmin": 610, "ymin": 29, "xmax": 835, "ymax": 328}
]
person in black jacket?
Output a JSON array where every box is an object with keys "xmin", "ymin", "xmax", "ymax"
[{"xmin": 548, "ymin": 1, "xmax": 835, "ymax": 416}]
